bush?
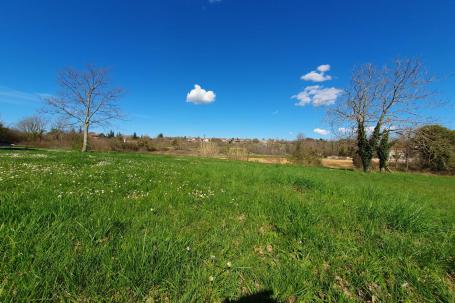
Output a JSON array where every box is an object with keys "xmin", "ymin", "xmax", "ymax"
[
  {"xmin": 292, "ymin": 140, "xmax": 322, "ymax": 166},
  {"xmin": 414, "ymin": 125, "xmax": 455, "ymax": 174},
  {"xmin": 137, "ymin": 139, "xmax": 156, "ymax": 152},
  {"xmin": 0, "ymin": 123, "xmax": 20, "ymax": 144},
  {"xmin": 109, "ymin": 140, "xmax": 139, "ymax": 152}
]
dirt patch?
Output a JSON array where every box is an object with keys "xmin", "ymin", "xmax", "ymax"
[
  {"xmin": 248, "ymin": 157, "xmax": 290, "ymax": 164},
  {"xmin": 321, "ymin": 158, "xmax": 383, "ymax": 170},
  {"xmin": 321, "ymin": 158, "xmax": 354, "ymax": 169}
]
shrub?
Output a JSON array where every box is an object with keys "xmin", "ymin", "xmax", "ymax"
[
  {"xmin": 137, "ymin": 139, "xmax": 156, "ymax": 152},
  {"xmin": 109, "ymin": 140, "xmax": 139, "ymax": 152},
  {"xmin": 292, "ymin": 139, "xmax": 322, "ymax": 166},
  {"xmin": 414, "ymin": 125, "xmax": 455, "ymax": 173},
  {"xmin": 0, "ymin": 122, "xmax": 20, "ymax": 144}
]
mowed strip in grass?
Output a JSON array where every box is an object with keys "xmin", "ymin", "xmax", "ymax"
[{"xmin": 0, "ymin": 150, "xmax": 454, "ymax": 302}]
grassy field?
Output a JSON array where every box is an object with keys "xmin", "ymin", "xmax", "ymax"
[{"xmin": 1, "ymin": 149, "xmax": 454, "ymax": 302}]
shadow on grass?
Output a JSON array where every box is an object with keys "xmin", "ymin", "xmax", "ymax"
[
  {"xmin": 0, "ymin": 145, "xmax": 38, "ymax": 151},
  {"xmin": 223, "ymin": 290, "xmax": 278, "ymax": 303}
]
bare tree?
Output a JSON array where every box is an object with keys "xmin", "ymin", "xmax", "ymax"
[
  {"xmin": 16, "ymin": 116, "xmax": 47, "ymax": 140},
  {"xmin": 45, "ymin": 65, "xmax": 123, "ymax": 152},
  {"xmin": 330, "ymin": 59, "xmax": 432, "ymax": 172}
]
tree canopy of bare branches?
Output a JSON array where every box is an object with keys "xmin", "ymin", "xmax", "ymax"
[
  {"xmin": 16, "ymin": 116, "xmax": 47, "ymax": 140},
  {"xmin": 45, "ymin": 65, "xmax": 123, "ymax": 152},
  {"xmin": 330, "ymin": 58, "xmax": 433, "ymax": 172}
]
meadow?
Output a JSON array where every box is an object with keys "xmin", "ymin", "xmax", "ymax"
[{"xmin": 0, "ymin": 149, "xmax": 454, "ymax": 302}]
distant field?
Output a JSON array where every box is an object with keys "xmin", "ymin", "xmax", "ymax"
[
  {"xmin": 1, "ymin": 150, "xmax": 454, "ymax": 302},
  {"xmin": 321, "ymin": 158, "xmax": 354, "ymax": 170}
]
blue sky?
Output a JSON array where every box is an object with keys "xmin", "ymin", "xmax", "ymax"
[{"xmin": 0, "ymin": 0, "xmax": 454, "ymax": 139}]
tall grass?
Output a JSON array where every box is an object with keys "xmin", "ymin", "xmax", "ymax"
[
  {"xmin": 0, "ymin": 149, "xmax": 454, "ymax": 302},
  {"xmin": 227, "ymin": 147, "xmax": 249, "ymax": 161},
  {"xmin": 199, "ymin": 141, "xmax": 219, "ymax": 157}
]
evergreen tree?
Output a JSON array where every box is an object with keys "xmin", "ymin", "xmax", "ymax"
[{"xmin": 377, "ymin": 130, "xmax": 391, "ymax": 172}]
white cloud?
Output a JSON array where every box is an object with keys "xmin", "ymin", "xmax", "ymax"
[
  {"xmin": 338, "ymin": 127, "xmax": 350, "ymax": 134},
  {"xmin": 338, "ymin": 127, "xmax": 347, "ymax": 133},
  {"xmin": 317, "ymin": 64, "xmax": 331, "ymax": 72},
  {"xmin": 337, "ymin": 126, "xmax": 381, "ymax": 136},
  {"xmin": 186, "ymin": 84, "xmax": 216, "ymax": 104},
  {"xmin": 293, "ymin": 85, "xmax": 343, "ymax": 107},
  {"xmin": 337, "ymin": 127, "xmax": 357, "ymax": 137},
  {"xmin": 301, "ymin": 71, "xmax": 331, "ymax": 82},
  {"xmin": 366, "ymin": 126, "xmax": 376, "ymax": 134},
  {"xmin": 313, "ymin": 128, "xmax": 330, "ymax": 136},
  {"xmin": 301, "ymin": 64, "xmax": 332, "ymax": 82}
]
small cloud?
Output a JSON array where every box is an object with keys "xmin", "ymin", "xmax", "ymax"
[
  {"xmin": 313, "ymin": 128, "xmax": 330, "ymax": 136},
  {"xmin": 301, "ymin": 71, "xmax": 331, "ymax": 82},
  {"xmin": 338, "ymin": 127, "xmax": 350, "ymax": 134},
  {"xmin": 301, "ymin": 64, "xmax": 332, "ymax": 82},
  {"xmin": 337, "ymin": 127, "xmax": 356, "ymax": 137},
  {"xmin": 317, "ymin": 64, "xmax": 331, "ymax": 73},
  {"xmin": 337, "ymin": 126, "xmax": 382, "ymax": 136},
  {"xmin": 293, "ymin": 85, "xmax": 343, "ymax": 107},
  {"xmin": 186, "ymin": 84, "xmax": 216, "ymax": 104},
  {"xmin": 209, "ymin": 0, "xmax": 223, "ymax": 3},
  {"xmin": 338, "ymin": 127, "xmax": 347, "ymax": 133},
  {"xmin": 366, "ymin": 126, "xmax": 376, "ymax": 134}
]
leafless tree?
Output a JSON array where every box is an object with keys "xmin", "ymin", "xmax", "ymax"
[
  {"xmin": 16, "ymin": 116, "xmax": 47, "ymax": 140},
  {"xmin": 330, "ymin": 58, "xmax": 433, "ymax": 172},
  {"xmin": 45, "ymin": 65, "xmax": 123, "ymax": 152}
]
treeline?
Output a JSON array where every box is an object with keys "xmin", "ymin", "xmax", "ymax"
[
  {"xmin": 0, "ymin": 116, "xmax": 353, "ymax": 158},
  {"xmin": 0, "ymin": 119, "xmax": 156, "ymax": 152},
  {"xmin": 2, "ymin": 116, "xmax": 454, "ymax": 174}
]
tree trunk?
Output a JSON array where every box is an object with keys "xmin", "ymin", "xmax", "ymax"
[
  {"xmin": 82, "ymin": 123, "xmax": 89, "ymax": 152},
  {"xmin": 362, "ymin": 158, "xmax": 370, "ymax": 172},
  {"xmin": 405, "ymin": 154, "xmax": 409, "ymax": 171}
]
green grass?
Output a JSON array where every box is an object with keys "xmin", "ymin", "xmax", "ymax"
[{"xmin": 1, "ymin": 149, "xmax": 454, "ymax": 302}]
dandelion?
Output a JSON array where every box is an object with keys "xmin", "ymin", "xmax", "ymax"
[
  {"xmin": 209, "ymin": 276, "xmax": 214, "ymax": 282},
  {"xmin": 226, "ymin": 261, "xmax": 232, "ymax": 268},
  {"xmin": 186, "ymin": 246, "xmax": 191, "ymax": 251}
]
